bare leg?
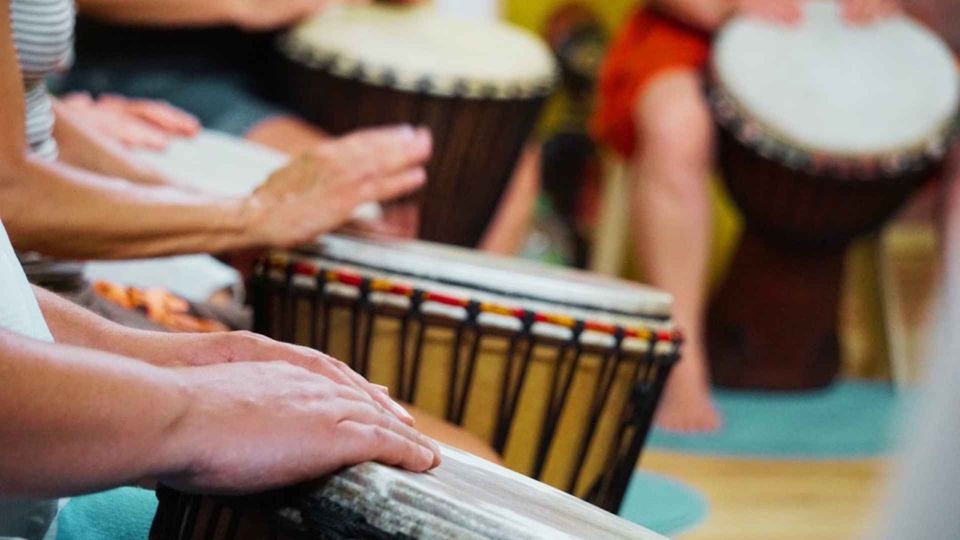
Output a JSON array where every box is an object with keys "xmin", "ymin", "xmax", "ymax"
[
  {"xmin": 480, "ymin": 145, "xmax": 542, "ymax": 255},
  {"xmin": 630, "ymin": 70, "xmax": 720, "ymax": 433}
]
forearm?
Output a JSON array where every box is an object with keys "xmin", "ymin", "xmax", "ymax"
[
  {"xmin": 0, "ymin": 330, "xmax": 193, "ymax": 498},
  {"xmin": 33, "ymin": 285, "xmax": 211, "ymax": 367},
  {"xmin": 77, "ymin": 0, "xmax": 243, "ymax": 27},
  {"xmin": 649, "ymin": 0, "xmax": 735, "ymax": 31},
  {"xmin": 52, "ymin": 99, "xmax": 175, "ymax": 188},
  {"xmin": 0, "ymin": 157, "xmax": 258, "ymax": 259}
]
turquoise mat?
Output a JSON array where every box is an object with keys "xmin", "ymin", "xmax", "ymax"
[
  {"xmin": 619, "ymin": 471, "xmax": 708, "ymax": 537},
  {"xmin": 649, "ymin": 381, "xmax": 901, "ymax": 459},
  {"xmin": 57, "ymin": 487, "xmax": 155, "ymax": 540}
]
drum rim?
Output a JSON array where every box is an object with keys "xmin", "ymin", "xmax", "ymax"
[
  {"xmin": 261, "ymin": 251, "xmax": 682, "ymax": 353},
  {"xmin": 710, "ymin": 2, "xmax": 960, "ymax": 179},
  {"xmin": 276, "ymin": 4, "xmax": 559, "ymax": 100},
  {"xmin": 298, "ymin": 235, "xmax": 674, "ymax": 319},
  {"xmin": 709, "ymin": 81, "xmax": 960, "ymax": 180}
]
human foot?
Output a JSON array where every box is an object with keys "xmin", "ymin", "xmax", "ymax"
[{"xmin": 655, "ymin": 358, "xmax": 722, "ymax": 433}]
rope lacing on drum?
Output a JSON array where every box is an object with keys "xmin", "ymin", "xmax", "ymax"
[{"xmin": 269, "ymin": 255, "xmax": 683, "ymax": 347}]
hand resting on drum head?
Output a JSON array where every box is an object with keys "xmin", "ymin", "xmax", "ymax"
[
  {"xmin": 160, "ymin": 361, "xmax": 441, "ymax": 494},
  {"xmin": 242, "ymin": 126, "xmax": 431, "ymax": 248}
]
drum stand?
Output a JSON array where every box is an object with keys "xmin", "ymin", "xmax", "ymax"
[{"xmin": 707, "ymin": 230, "xmax": 845, "ymax": 390}]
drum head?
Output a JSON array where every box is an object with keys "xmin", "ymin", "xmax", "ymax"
[
  {"xmin": 280, "ymin": 4, "xmax": 557, "ymax": 99},
  {"xmin": 714, "ymin": 0, "xmax": 960, "ymax": 158},
  {"xmin": 305, "ymin": 235, "xmax": 673, "ymax": 320}
]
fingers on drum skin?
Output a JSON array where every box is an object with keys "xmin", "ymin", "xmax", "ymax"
[
  {"xmin": 335, "ymin": 420, "xmax": 437, "ymax": 472},
  {"xmin": 349, "ymin": 168, "xmax": 427, "ymax": 207},
  {"xmin": 130, "ymin": 103, "xmax": 201, "ymax": 135},
  {"xmin": 98, "ymin": 94, "xmax": 201, "ymax": 135},
  {"xmin": 61, "ymin": 92, "xmax": 94, "ymax": 107},
  {"xmin": 336, "ymin": 400, "xmax": 440, "ymax": 465},
  {"xmin": 337, "ymin": 125, "xmax": 433, "ymax": 179}
]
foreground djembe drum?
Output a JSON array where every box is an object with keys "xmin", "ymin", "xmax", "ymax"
[
  {"xmin": 708, "ymin": 1, "xmax": 960, "ymax": 389},
  {"xmin": 150, "ymin": 446, "xmax": 665, "ymax": 539},
  {"xmin": 251, "ymin": 235, "xmax": 680, "ymax": 511},
  {"xmin": 277, "ymin": 4, "xmax": 557, "ymax": 247}
]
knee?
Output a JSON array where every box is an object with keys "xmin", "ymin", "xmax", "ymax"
[{"xmin": 634, "ymin": 92, "xmax": 714, "ymax": 164}]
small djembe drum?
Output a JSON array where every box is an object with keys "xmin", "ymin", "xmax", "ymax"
[
  {"xmin": 708, "ymin": 1, "xmax": 960, "ymax": 389},
  {"xmin": 277, "ymin": 4, "xmax": 557, "ymax": 247},
  {"xmin": 250, "ymin": 235, "xmax": 681, "ymax": 512},
  {"xmin": 150, "ymin": 446, "xmax": 665, "ymax": 539}
]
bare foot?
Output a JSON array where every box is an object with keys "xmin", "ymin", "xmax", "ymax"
[{"xmin": 655, "ymin": 349, "xmax": 722, "ymax": 433}]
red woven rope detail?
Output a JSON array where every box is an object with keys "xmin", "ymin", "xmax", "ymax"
[{"xmin": 275, "ymin": 259, "xmax": 683, "ymax": 344}]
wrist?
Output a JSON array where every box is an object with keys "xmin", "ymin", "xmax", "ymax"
[
  {"xmin": 151, "ymin": 368, "xmax": 204, "ymax": 482},
  {"xmin": 237, "ymin": 192, "xmax": 275, "ymax": 248}
]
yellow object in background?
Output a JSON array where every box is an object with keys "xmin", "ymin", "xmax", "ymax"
[{"xmin": 504, "ymin": 0, "xmax": 640, "ymax": 34}]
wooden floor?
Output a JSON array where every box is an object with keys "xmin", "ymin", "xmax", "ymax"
[{"xmin": 640, "ymin": 452, "xmax": 889, "ymax": 540}]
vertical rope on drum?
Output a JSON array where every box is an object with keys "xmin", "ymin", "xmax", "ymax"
[
  {"xmin": 347, "ymin": 279, "xmax": 370, "ymax": 372},
  {"xmin": 178, "ymin": 495, "xmax": 200, "ymax": 540},
  {"xmin": 280, "ymin": 264, "xmax": 297, "ymax": 344},
  {"xmin": 493, "ymin": 311, "xmax": 536, "ymax": 454},
  {"xmin": 309, "ymin": 269, "xmax": 328, "ymax": 353},
  {"xmin": 201, "ymin": 502, "xmax": 223, "ymax": 539},
  {"xmin": 358, "ymin": 280, "xmax": 376, "ymax": 378},
  {"xmin": 494, "ymin": 332, "xmax": 523, "ymax": 454},
  {"xmin": 532, "ymin": 321, "xmax": 586, "ymax": 481},
  {"xmin": 566, "ymin": 329, "xmax": 625, "ymax": 495},
  {"xmin": 600, "ymin": 335, "xmax": 678, "ymax": 512},
  {"xmin": 445, "ymin": 301, "xmax": 480, "ymax": 421},
  {"xmin": 452, "ymin": 302, "xmax": 483, "ymax": 425},
  {"xmin": 222, "ymin": 506, "xmax": 241, "ymax": 540},
  {"xmin": 397, "ymin": 290, "xmax": 423, "ymax": 402},
  {"xmin": 407, "ymin": 291, "xmax": 429, "ymax": 405}
]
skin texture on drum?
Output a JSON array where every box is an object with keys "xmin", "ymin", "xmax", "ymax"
[{"xmin": 151, "ymin": 446, "xmax": 666, "ymax": 540}]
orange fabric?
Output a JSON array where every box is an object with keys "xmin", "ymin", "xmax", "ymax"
[
  {"xmin": 592, "ymin": 9, "xmax": 711, "ymax": 158},
  {"xmin": 93, "ymin": 281, "xmax": 229, "ymax": 333}
]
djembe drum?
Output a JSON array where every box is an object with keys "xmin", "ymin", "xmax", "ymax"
[
  {"xmin": 150, "ymin": 446, "xmax": 665, "ymax": 539},
  {"xmin": 250, "ymin": 235, "xmax": 680, "ymax": 512},
  {"xmin": 708, "ymin": 1, "xmax": 960, "ymax": 389},
  {"xmin": 277, "ymin": 4, "xmax": 557, "ymax": 247}
]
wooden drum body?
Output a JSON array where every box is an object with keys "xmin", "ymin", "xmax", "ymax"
[
  {"xmin": 150, "ymin": 446, "xmax": 665, "ymax": 540},
  {"xmin": 251, "ymin": 235, "xmax": 680, "ymax": 512},
  {"xmin": 708, "ymin": 1, "xmax": 960, "ymax": 390},
  {"xmin": 277, "ymin": 5, "xmax": 557, "ymax": 247}
]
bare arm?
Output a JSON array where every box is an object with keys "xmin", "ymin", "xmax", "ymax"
[
  {"xmin": 0, "ymin": 329, "xmax": 193, "ymax": 497},
  {"xmin": 33, "ymin": 285, "xmax": 418, "ymax": 424},
  {"xmin": 649, "ymin": 0, "xmax": 736, "ymax": 32},
  {"xmin": 78, "ymin": 0, "xmax": 331, "ymax": 30},
  {"xmin": 0, "ymin": 329, "xmax": 439, "ymax": 498},
  {"xmin": 0, "ymin": 1, "xmax": 428, "ymax": 260},
  {"xmin": 650, "ymin": 0, "xmax": 808, "ymax": 32}
]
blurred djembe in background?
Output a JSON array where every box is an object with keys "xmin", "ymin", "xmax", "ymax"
[{"xmin": 528, "ymin": 3, "xmax": 610, "ymax": 268}]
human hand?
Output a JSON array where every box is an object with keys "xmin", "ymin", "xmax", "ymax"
[
  {"xmin": 842, "ymin": 0, "xmax": 901, "ymax": 25},
  {"xmin": 58, "ymin": 93, "xmax": 200, "ymax": 150},
  {"xmin": 230, "ymin": 0, "xmax": 419, "ymax": 30},
  {"xmin": 171, "ymin": 330, "xmax": 415, "ymax": 425},
  {"xmin": 244, "ymin": 125, "xmax": 431, "ymax": 248},
  {"xmin": 160, "ymin": 362, "xmax": 440, "ymax": 493},
  {"xmin": 734, "ymin": 0, "xmax": 805, "ymax": 25}
]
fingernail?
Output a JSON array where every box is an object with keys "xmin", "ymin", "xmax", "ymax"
[
  {"xmin": 421, "ymin": 447, "xmax": 435, "ymax": 469},
  {"xmin": 392, "ymin": 401, "xmax": 415, "ymax": 424}
]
